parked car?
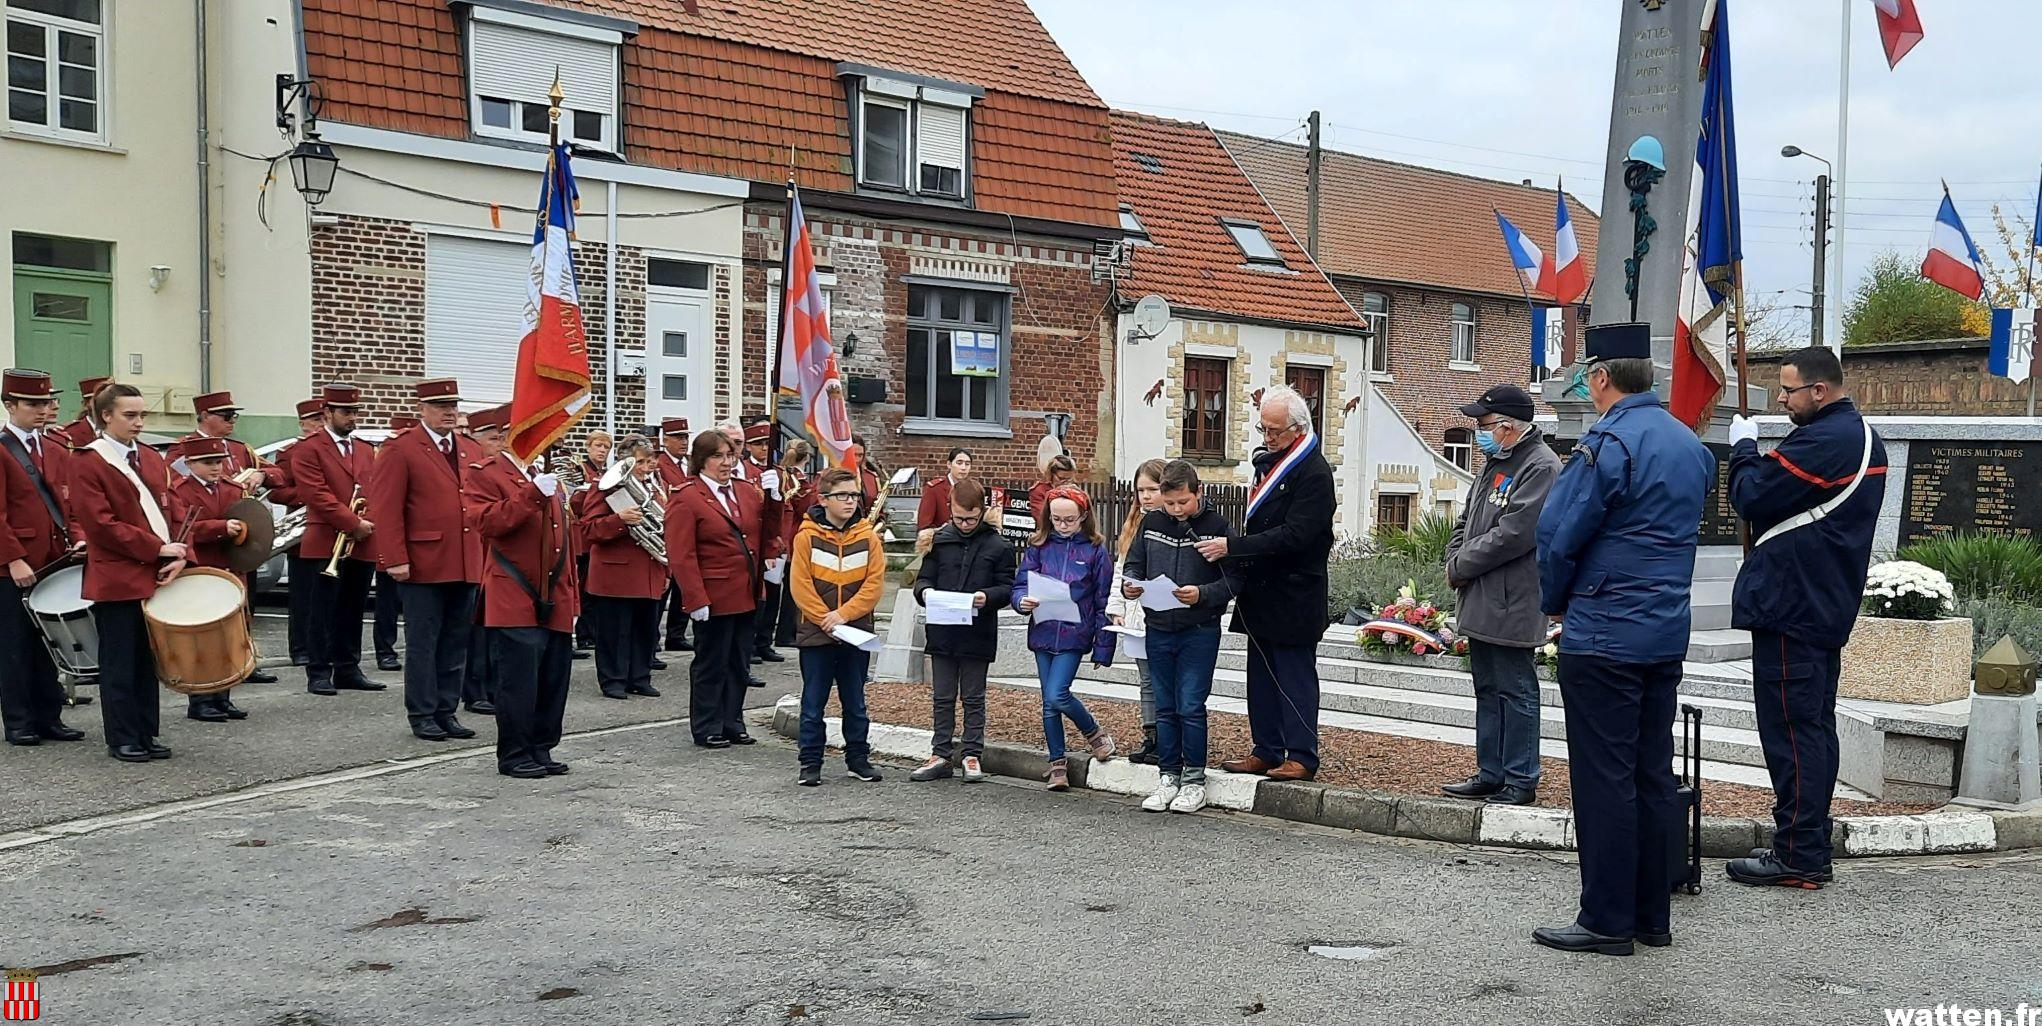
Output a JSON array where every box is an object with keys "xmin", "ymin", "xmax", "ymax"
[{"xmin": 250, "ymin": 429, "xmax": 392, "ymax": 598}]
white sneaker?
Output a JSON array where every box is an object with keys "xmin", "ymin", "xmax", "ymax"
[
  {"xmin": 1169, "ymin": 783, "xmax": 1207, "ymax": 814},
  {"xmin": 961, "ymin": 756, "xmax": 986, "ymax": 783},
  {"xmin": 1142, "ymin": 780, "xmax": 1180, "ymax": 813}
]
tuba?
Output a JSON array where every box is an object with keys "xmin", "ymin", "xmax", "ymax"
[{"xmin": 597, "ymin": 457, "xmax": 668, "ymax": 565}]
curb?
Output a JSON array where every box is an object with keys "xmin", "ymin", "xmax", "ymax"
[{"xmin": 763, "ymin": 700, "xmax": 2040, "ymax": 857}]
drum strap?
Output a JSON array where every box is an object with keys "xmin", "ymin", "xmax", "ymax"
[{"xmin": 0, "ymin": 432, "xmax": 66, "ymax": 535}]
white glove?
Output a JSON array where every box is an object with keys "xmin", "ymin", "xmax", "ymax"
[
  {"xmin": 764, "ymin": 556, "xmax": 786, "ymax": 585},
  {"xmin": 689, "ymin": 606, "xmax": 710, "ymax": 622},
  {"xmin": 1728, "ymin": 414, "xmax": 1759, "ymax": 447},
  {"xmin": 533, "ymin": 472, "xmax": 560, "ymax": 497},
  {"xmin": 760, "ymin": 469, "xmax": 781, "ymax": 499}
]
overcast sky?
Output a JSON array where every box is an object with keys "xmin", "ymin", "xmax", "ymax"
[{"xmin": 1030, "ymin": 0, "xmax": 2042, "ymax": 340}]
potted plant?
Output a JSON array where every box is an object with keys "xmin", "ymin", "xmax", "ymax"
[{"xmin": 1839, "ymin": 560, "xmax": 1973, "ymax": 705}]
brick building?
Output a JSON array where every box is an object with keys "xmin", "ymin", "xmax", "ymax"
[
  {"xmin": 1222, "ymin": 132, "xmax": 1600, "ymax": 471},
  {"xmin": 1747, "ymin": 338, "xmax": 2036, "ymax": 415}
]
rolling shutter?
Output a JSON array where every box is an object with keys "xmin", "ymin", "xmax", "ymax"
[
  {"xmin": 469, "ymin": 19, "xmax": 617, "ymax": 117},
  {"xmin": 426, "ymin": 234, "xmax": 528, "ymax": 406},
  {"xmin": 916, "ymin": 103, "xmax": 967, "ymax": 175}
]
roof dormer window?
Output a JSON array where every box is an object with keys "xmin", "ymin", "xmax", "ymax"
[
  {"xmin": 1222, "ymin": 219, "xmax": 1284, "ymax": 266},
  {"xmin": 841, "ymin": 64, "xmax": 982, "ymax": 203},
  {"xmin": 460, "ymin": 1, "xmax": 634, "ymax": 152}
]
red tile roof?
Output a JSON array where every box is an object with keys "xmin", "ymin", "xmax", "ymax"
[
  {"xmin": 1217, "ymin": 130, "xmax": 1601, "ymax": 299},
  {"xmin": 1110, "ymin": 111, "xmax": 1361, "ymax": 332},
  {"xmin": 302, "ymin": 0, "xmax": 1115, "ymax": 226}
]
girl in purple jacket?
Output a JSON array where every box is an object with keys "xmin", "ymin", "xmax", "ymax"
[{"xmin": 1012, "ymin": 487, "xmax": 1118, "ymax": 791}]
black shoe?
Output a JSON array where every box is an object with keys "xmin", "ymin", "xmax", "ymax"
[
  {"xmin": 187, "ymin": 704, "xmax": 231, "ymax": 723},
  {"xmin": 500, "ymin": 761, "xmax": 548, "ymax": 779},
  {"xmin": 1726, "ymin": 852, "xmax": 1830, "ymax": 889},
  {"xmin": 377, "ymin": 656, "xmax": 403, "ymax": 671},
  {"xmin": 798, "ymin": 765, "xmax": 822, "ymax": 787},
  {"xmin": 438, "ymin": 718, "xmax": 478, "ymax": 740},
  {"xmin": 695, "ymin": 735, "xmax": 731, "ymax": 749},
  {"xmin": 1746, "ymin": 847, "xmax": 1836, "ymax": 879},
  {"xmin": 749, "ymin": 654, "xmax": 763, "ymax": 666},
  {"xmin": 1532, "ymin": 923, "xmax": 1633, "ymax": 956},
  {"xmin": 1128, "ymin": 726, "xmax": 1159, "ymax": 765},
  {"xmin": 571, "ymin": 649, "xmax": 590, "ymax": 661},
  {"xmin": 845, "ymin": 762, "xmax": 883, "ymax": 782},
  {"xmin": 413, "ymin": 723, "xmax": 449, "ymax": 742},
  {"xmin": 308, "ymin": 683, "xmax": 338, "ymax": 696},
  {"xmin": 220, "ymin": 699, "xmax": 248, "ymax": 720},
  {"xmin": 729, "ymin": 733, "xmax": 757, "ymax": 746},
  {"xmin": 747, "ymin": 675, "xmax": 767, "ymax": 688},
  {"xmin": 542, "ymin": 761, "xmax": 570, "ymax": 776},
  {"xmin": 36, "ymin": 723, "xmax": 85, "ymax": 742},
  {"xmin": 290, "ymin": 655, "xmax": 310, "ymax": 667},
  {"xmin": 626, "ymin": 685, "xmax": 661, "ymax": 698},
  {"xmin": 601, "ymin": 690, "xmax": 630, "ymax": 701},
  {"xmin": 1485, "ymin": 785, "xmax": 1536, "ymax": 806},
  {"xmin": 145, "ymin": 740, "xmax": 172, "ymax": 760},
  {"xmin": 108, "ymin": 744, "xmax": 150, "ymax": 763},
  {"xmin": 7, "ymin": 730, "xmax": 42, "ymax": 747},
  {"xmin": 757, "ymin": 649, "xmax": 785, "ymax": 663},
  {"xmin": 466, "ymin": 700, "xmax": 497, "ymax": 715},
  {"xmin": 1442, "ymin": 775, "xmax": 1503, "ymax": 799},
  {"xmin": 665, "ymin": 640, "xmax": 692, "ymax": 653},
  {"xmin": 1638, "ymin": 930, "xmax": 1673, "ymax": 948},
  {"xmin": 307, "ymin": 670, "xmax": 337, "ymax": 696},
  {"xmin": 245, "ymin": 669, "xmax": 278, "ymax": 684},
  {"xmin": 62, "ymin": 693, "xmax": 91, "ymax": 706},
  {"xmin": 336, "ymin": 674, "xmax": 387, "ymax": 691},
  {"xmin": 649, "ymin": 657, "xmax": 668, "ymax": 671}
]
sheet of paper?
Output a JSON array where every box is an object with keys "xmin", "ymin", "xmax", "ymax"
[
  {"xmin": 1105, "ymin": 623, "xmax": 1146, "ymax": 660},
  {"xmin": 829, "ymin": 624, "xmax": 886, "ymax": 652},
  {"xmin": 1025, "ymin": 571, "xmax": 1082, "ymax": 624},
  {"xmin": 924, "ymin": 589, "xmax": 979, "ymax": 625},
  {"xmin": 1135, "ymin": 575, "xmax": 1190, "ymax": 611}
]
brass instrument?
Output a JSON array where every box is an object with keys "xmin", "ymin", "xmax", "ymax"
[
  {"xmin": 322, "ymin": 484, "xmax": 368, "ymax": 578},
  {"xmin": 597, "ymin": 457, "xmax": 668, "ymax": 564}
]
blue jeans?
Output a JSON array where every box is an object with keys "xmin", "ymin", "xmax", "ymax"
[
  {"xmin": 798, "ymin": 644, "xmax": 871, "ymax": 768},
  {"xmin": 1035, "ymin": 650, "xmax": 1098, "ymax": 760},
  {"xmin": 1469, "ymin": 638, "xmax": 1542, "ymax": 791},
  {"xmin": 1147, "ymin": 623, "xmax": 1220, "ymax": 783}
]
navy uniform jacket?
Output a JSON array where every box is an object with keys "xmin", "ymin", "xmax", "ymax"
[
  {"xmin": 1536, "ymin": 392, "xmax": 1715, "ymax": 664},
  {"xmin": 1729, "ymin": 398, "xmax": 1887, "ymax": 649}
]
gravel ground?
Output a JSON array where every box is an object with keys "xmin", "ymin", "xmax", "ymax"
[{"xmin": 856, "ymin": 680, "xmax": 1939, "ymax": 819}]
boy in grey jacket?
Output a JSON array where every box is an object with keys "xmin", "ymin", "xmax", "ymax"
[{"xmin": 1121, "ymin": 460, "xmax": 1241, "ymax": 814}]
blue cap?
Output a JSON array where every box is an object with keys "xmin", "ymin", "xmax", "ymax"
[{"xmin": 1583, "ymin": 322, "xmax": 1652, "ymax": 363}]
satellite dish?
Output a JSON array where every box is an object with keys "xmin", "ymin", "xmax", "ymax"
[{"xmin": 1131, "ymin": 294, "xmax": 1172, "ymax": 339}]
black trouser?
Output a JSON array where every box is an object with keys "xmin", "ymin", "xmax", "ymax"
[
  {"xmin": 309, "ymin": 557, "xmax": 373, "ymax": 683},
  {"xmin": 463, "ymin": 616, "xmax": 494, "ymax": 707},
  {"xmin": 0, "ymin": 577, "xmax": 67, "ymax": 735},
  {"xmin": 286, "ymin": 551, "xmax": 316, "ymax": 664},
  {"xmin": 689, "ymin": 610, "xmax": 754, "ymax": 742},
  {"xmin": 660, "ymin": 582, "xmax": 692, "ymax": 648},
  {"xmin": 774, "ymin": 580, "xmax": 801, "ymax": 648},
  {"xmin": 372, "ymin": 571, "xmax": 401, "ymax": 662},
  {"xmin": 1557, "ymin": 653, "xmax": 1680, "ymax": 939},
  {"xmin": 752, "ymin": 581, "xmax": 783, "ymax": 655},
  {"xmin": 93, "ymin": 600, "xmax": 158, "ymax": 749},
  {"xmin": 588, "ymin": 594, "xmax": 657, "ymax": 697},
  {"xmin": 1750, "ymin": 629, "xmax": 1842, "ymax": 872},
  {"xmin": 1244, "ymin": 638, "xmax": 1322, "ymax": 772},
  {"xmin": 491, "ymin": 626, "xmax": 570, "ymax": 771},
  {"xmin": 574, "ymin": 555, "xmax": 593, "ymax": 647},
  {"xmin": 400, "ymin": 581, "xmax": 477, "ymax": 727}
]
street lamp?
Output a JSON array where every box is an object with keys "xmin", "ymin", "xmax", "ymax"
[
  {"xmin": 1782, "ymin": 145, "xmax": 1834, "ymax": 352},
  {"xmin": 288, "ymin": 134, "xmax": 340, "ymax": 206},
  {"xmin": 1042, "ymin": 412, "xmax": 1071, "ymax": 441}
]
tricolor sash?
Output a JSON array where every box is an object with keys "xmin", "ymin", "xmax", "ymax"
[{"xmin": 1244, "ymin": 431, "xmax": 1319, "ymax": 523}]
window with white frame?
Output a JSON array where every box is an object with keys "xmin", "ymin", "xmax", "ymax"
[
  {"xmin": 1443, "ymin": 427, "xmax": 1473, "ymax": 472},
  {"xmin": 1361, "ymin": 292, "xmax": 1389, "ymax": 374},
  {"xmin": 466, "ymin": 7, "xmax": 623, "ymax": 150},
  {"xmin": 1118, "ymin": 204, "xmax": 1148, "ymax": 243},
  {"xmin": 6, "ymin": 0, "xmax": 105, "ymax": 143},
  {"xmin": 1222, "ymin": 219, "xmax": 1284, "ymax": 265},
  {"xmin": 906, "ymin": 283, "xmax": 1006, "ymax": 427},
  {"xmin": 849, "ymin": 70, "xmax": 975, "ymax": 201},
  {"xmin": 763, "ymin": 273, "xmax": 836, "ymax": 362},
  {"xmin": 424, "ymin": 233, "xmax": 527, "ymax": 405},
  {"xmin": 1451, "ymin": 301, "xmax": 1477, "ymax": 364}
]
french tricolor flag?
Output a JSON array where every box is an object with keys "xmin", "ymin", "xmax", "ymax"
[
  {"xmin": 1551, "ymin": 186, "xmax": 1586, "ymax": 305},
  {"xmin": 1495, "ymin": 210, "xmax": 1550, "ymax": 296},
  {"xmin": 1921, "ymin": 191, "xmax": 1985, "ymax": 301}
]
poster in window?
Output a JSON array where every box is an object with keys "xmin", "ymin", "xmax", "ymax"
[{"xmin": 950, "ymin": 331, "xmax": 1001, "ymax": 378}]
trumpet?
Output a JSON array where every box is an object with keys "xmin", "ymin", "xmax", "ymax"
[
  {"xmin": 597, "ymin": 457, "xmax": 668, "ymax": 565},
  {"xmin": 322, "ymin": 484, "xmax": 369, "ymax": 578}
]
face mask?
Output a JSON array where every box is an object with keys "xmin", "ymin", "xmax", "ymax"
[{"xmin": 1476, "ymin": 429, "xmax": 1503, "ymax": 457}]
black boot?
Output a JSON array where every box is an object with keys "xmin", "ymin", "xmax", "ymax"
[{"xmin": 1128, "ymin": 725, "xmax": 1159, "ymax": 765}]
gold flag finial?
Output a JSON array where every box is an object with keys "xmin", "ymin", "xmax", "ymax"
[{"xmin": 548, "ymin": 67, "xmax": 565, "ymax": 124}]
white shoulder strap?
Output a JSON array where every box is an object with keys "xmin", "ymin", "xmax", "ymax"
[{"xmin": 1752, "ymin": 416, "xmax": 1874, "ymax": 549}]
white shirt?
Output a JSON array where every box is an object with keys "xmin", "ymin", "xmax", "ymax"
[
  {"xmin": 326, "ymin": 426, "xmax": 354, "ymax": 455},
  {"xmin": 422, "ymin": 425, "xmax": 454, "ymax": 452},
  {"xmin": 6, "ymin": 422, "xmax": 41, "ymax": 452}
]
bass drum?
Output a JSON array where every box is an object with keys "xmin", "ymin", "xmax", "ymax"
[
  {"xmin": 143, "ymin": 568, "xmax": 256, "ymax": 695},
  {"xmin": 25, "ymin": 565, "xmax": 97, "ymax": 687}
]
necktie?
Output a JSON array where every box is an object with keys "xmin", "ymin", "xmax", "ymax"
[
  {"xmin": 719, "ymin": 485, "xmax": 737, "ymax": 519},
  {"xmin": 340, "ymin": 439, "xmax": 352, "ymax": 460},
  {"xmin": 29, "ymin": 436, "xmax": 43, "ymax": 474},
  {"xmin": 127, "ymin": 449, "xmax": 141, "ymax": 475},
  {"xmin": 441, "ymin": 435, "xmax": 459, "ymax": 478}
]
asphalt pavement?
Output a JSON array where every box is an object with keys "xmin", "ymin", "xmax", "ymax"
[{"xmin": 5, "ymin": 613, "xmax": 2037, "ymax": 1025}]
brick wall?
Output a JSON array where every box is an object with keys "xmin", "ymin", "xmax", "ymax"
[
  {"xmin": 1331, "ymin": 277, "xmax": 1545, "ymax": 455},
  {"xmin": 1746, "ymin": 339, "xmax": 2030, "ymax": 415},
  {"xmin": 742, "ymin": 205, "xmax": 1111, "ymax": 481}
]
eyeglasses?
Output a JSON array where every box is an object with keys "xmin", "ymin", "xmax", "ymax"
[
  {"xmin": 217, "ymin": 411, "xmax": 240, "ymax": 421},
  {"xmin": 1779, "ymin": 382, "xmax": 1821, "ymax": 396},
  {"xmin": 1254, "ymin": 421, "xmax": 1298, "ymax": 436},
  {"xmin": 952, "ymin": 513, "xmax": 983, "ymax": 526},
  {"xmin": 1049, "ymin": 515, "xmax": 1083, "ymax": 528},
  {"xmin": 823, "ymin": 491, "xmax": 862, "ymax": 501}
]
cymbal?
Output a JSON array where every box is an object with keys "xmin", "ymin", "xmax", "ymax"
[{"xmin": 224, "ymin": 498, "xmax": 277, "ymax": 574}]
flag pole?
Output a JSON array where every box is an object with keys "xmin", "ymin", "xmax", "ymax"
[
  {"xmin": 2027, "ymin": 164, "xmax": 2040, "ymax": 417},
  {"xmin": 1831, "ymin": 0, "xmax": 1852, "ymax": 357},
  {"xmin": 1714, "ymin": 46, "xmax": 1748, "ymax": 422},
  {"xmin": 771, "ymin": 175, "xmax": 799, "ymax": 461}
]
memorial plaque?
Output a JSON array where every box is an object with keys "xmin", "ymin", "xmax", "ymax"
[
  {"xmin": 1900, "ymin": 442, "xmax": 2041, "ymax": 545},
  {"xmin": 1545, "ymin": 437, "xmax": 1740, "ymax": 546}
]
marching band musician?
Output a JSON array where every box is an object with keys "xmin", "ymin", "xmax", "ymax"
[
  {"xmin": 0, "ymin": 369, "xmax": 86, "ymax": 748},
  {"xmin": 294, "ymin": 383, "xmax": 386, "ymax": 698},
  {"xmin": 167, "ymin": 436, "xmax": 256, "ymax": 723},
  {"xmin": 666, "ymin": 428, "xmax": 784, "ymax": 749},
  {"xmin": 55, "ymin": 375, "xmax": 112, "ymax": 443},
  {"xmin": 368, "ymin": 381, "xmax": 485, "ymax": 743},
  {"xmin": 272, "ymin": 397, "xmax": 326, "ymax": 668},
  {"xmin": 466, "ymin": 404, "xmax": 579, "ymax": 779},
  {"xmin": 571, "ymin": 430, "xmax": 612, "ymax": 655},
  {"xmin": 772, "ymin": 440, "xmax": 817, "ymax": 651},
  {"xmin": 577, "ymin": 434, "xmax": 665, "ymax": 701},
  {"xmin": 741, "ymin": 420, "xmax": 773, "ymax": 483},
  {"xmin": 370, "ymin": 413, "xmax": 418, "ymax": 675},
  {"xmin": 68, "ymin": 383, "xmax": 187, "ymax": 763},
  {"xmin": 655, "ymin": 417, "xmax": 693, "ymax": 656},
  {"xmin": 743, "ymin": 421, "xmax": 789, "ymax": 668},
  {"xmin": 849, "ymin": 435, "xmax": 880, "ymax": 512},
  {"xmin": 459, "ymin": 408, "xmax": 510, "ymax": 714},
  {"xmin": 180, "ymin": 389, "xmax": 281, "ymax": 685}
]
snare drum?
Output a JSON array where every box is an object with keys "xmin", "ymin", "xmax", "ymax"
[
  {"xmin": 25, "ymin": 565, "xmax": 97, "ymax": 687},
  {"xmin": 143, "ymin": 568, "xmax": 257, "ymax": 695}
]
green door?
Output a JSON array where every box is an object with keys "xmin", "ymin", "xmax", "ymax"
[{"xmin": 11, "ymin": 270, "xmax": 112, "ymax": 388}]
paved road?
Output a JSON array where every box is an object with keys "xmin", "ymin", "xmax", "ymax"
[{"xmin": 6, "ymin": 677, "xmax": 2039, "ymax": 1024}]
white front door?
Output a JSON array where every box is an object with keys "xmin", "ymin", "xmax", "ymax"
[{"xmin": 645, "ymin": 294, "xmax": 710, "ymax": 433}]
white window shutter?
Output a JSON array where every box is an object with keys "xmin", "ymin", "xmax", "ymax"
[
  {"xmin": 426, "ymin": 235, "xmax": 530, "ymax": 406},
  {"xmin": 470, "ymin": 20, "xmax": 617, "ymax": 117},
  {"xmin": 916, "ymin": 103, "xmax": 967, "ymax": 172}
]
